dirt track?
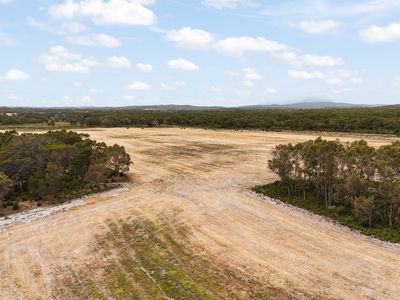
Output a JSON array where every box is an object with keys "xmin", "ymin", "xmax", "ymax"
[{"xmin": 1, "ymin": 128, "xmax": 400, "ymax": 299}]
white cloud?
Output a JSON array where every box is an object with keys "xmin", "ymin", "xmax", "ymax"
[
  {"xmin": 168, "ymin": 58, "xmax": 199, "ymax": 71},
  {"xmin": 165, "ymin": 27, "xmax": 213, "ymax": 49},
  {"xmin": 288, "ymin": 69, "xmax": 362, "ymax": 86},
  {"xmin": 327, "ymin": 70, "xmax": 363, "ymax": 86},
  {"xmin": 127, "ymin": 81, "xmax": 150, "ymax": 90},
  {"xmin": 39, "ymin": 45, "xmax": 97, "ymax": 73},
  {"xmin": 66, "ymin": 33, "xmax": 121, "ymax": 48},
  {"xmin": 295, "ymin": 20, "xmax": 341, "ymax": 34},
  {"xmin": 106, "ymin": 56, "xmax": 131, "ymax": 68},
  {"xmin": 28, "ymin": 17, "xmax": 87, "ymax": 35},
  {"xmin": 242, "ymin": 67, "xmax": 262, "ymax": 87},
  {"xmin": 202, "ymin": 0, "xmax": 257, "ymax": 9},
  {"xmin": 288, "ymin": 70, "xmax": 324, "ymax": 79},
  {"xmin": 215, "ymin": 37, "xmax": 288, "ymax": 56},
  {"xmin": 266, "ymin": 88, "xmax": 278, "ymax": 94},
  {"xmin": 61, "ymin": 22, "xmax": 87, "ymax": 33},
  {"xmin": 136, "ymin": 63, "xmax": 153, "ymax": 72},
  {"xmin": 0, "ymin": 69, "xmax": 30, "ymax": 81},
  {"xmin": 278, "ymin": 52, "xmax": 344, "ymax": 67},
  {"xmin": 27, "ymin": 17, "xmax": 62, "ymax": 34},
  {"xmin": 262, "ymin": 0, "xmax": 400, "ymax": 18},
  {"xmin": 48, "ymin": 0, "xmax": 156, "ymax": 26},
  {"xmin": 0, "ymin": 0, "xmax": 12, "ymax": 5},
  {"xmin": 360, "ymin": 22, "xmax": 400, "ymax": 43}
]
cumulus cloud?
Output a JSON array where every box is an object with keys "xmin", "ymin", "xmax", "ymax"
[
  {"xmin": 215, "ymin": 37, "xmax": 288, "ymax": 56},
  {"xmin": 48, "ymin": 0, "xmax": 156, "ymax": 26},
  {"xmin": 266, "ymin": 88, "xmax": 278, "ymax": 94},
  {"xmin": 106, "ymin": 56, "xmax": 131, "ymax": 68},
  {"xmin": 288, "ymin": 69, "xmax": 362, "ymax": 86},
  {"xmin": 278, "ymin": 52, "xmax": 344, "ymax": 67},
  {"xmin": 66, "ymin": 33, "xmax": 121, "ymax": 48},
  {"xmin": 294, "ymin": 20, "xmax": 341, "ymax": 34},
  {"xmin": 28, "ymin": 17, "xmax": 87, "ymax": 35},
  {"xmin": 242, "ymin": 67, "xmax": 262, "ymax": 87},
  {"xmin": 327, "ymin": 70, "xmax": 363, "ymax": 86},
  {"xmin": 165, "ymin": 27, "xmax": 213, "ymax": 49},
  {"xmin": 202, "ymin": 0, "xmax": 257, "ymax": 9},
  {"xmin": 61, "ymin": 22, "xmax": 87, "ymax": 33},
  {"xmin": 39, "ymin": 45, "xmax": 97, "ymax": 73},
  {"xmin": 288, "ymin": 70, "xmax": 324, "ymax": 79},
  {"xmin": 27, "ymin": 17, "xmax": 63, "ymax": 34},
  {"xmin": 0, "ymin": 69, "xmax": 30, "ymax": 81},
  {"xmin": 360, "ymin": 22, "xmax": 400, "ymax": 43},
  {"xmin": 168, "ymin": 58, "xmax": 199, "ymax": 71},
  {"xmin": 136, "ymin": 63, "xmax": 153, "ymax": 72},
  {"xmin": 127, "ymin": 81, "xmax": 150, "ymax": 90}
]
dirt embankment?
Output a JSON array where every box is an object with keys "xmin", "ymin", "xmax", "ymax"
[{"xmin": 0, "ymin": 128, "xmax": 399, "ymax": 299}]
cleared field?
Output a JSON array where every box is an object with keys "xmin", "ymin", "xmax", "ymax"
[{"xmin": 1, "ymin": 128, "xmax": 399, "ymax": 299}]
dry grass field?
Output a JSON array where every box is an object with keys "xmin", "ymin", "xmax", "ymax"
[{"xmin": 1, "ymin": 128, "xmax": 399, "ymax": 299}]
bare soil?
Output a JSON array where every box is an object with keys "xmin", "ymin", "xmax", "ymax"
[{"xmin": 1, "ymin": 128, "xmax": 399, "ymax": 299}]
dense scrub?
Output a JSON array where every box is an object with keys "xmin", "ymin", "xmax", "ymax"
[
  {"xmin": 1, "ymin": 106, "xmax": 400, "ymax": 134},
  {"xmin": 0, "ymin": 130, "xmax": 132, "ymax": 213},
  {"xmin": 254, "ymin": 138, "xmax": 400, "ymax": 242}
]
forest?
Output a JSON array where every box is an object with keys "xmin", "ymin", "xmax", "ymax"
[
  {"xmin": 0, "ymin": 130, "xmax": 131, "ymax": 214},
  {"xmin": 254, "ymin": 138, "xmax": 400, "ymax": 242},
  {"xmin": 1, "ymin": 106, "xmax": 400, "ymax": 134}
]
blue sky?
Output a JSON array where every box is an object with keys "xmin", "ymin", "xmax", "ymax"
[{"xmin": 0, "ymin": 0, "xmax": 400, "ymax": 107}]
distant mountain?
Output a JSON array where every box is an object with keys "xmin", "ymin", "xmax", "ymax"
[
  {"xmin": 117, "ymin": 104, "xmax": 223, "ymax": 111},
  {"xmin": 0, "ymin": 101, "xmax": 380, "ymax": 111},
  {"xmin": 240, "ymin": 101, "xmax": 373, "ymax": 109},
  {"xmin": 105, "ymin": 101, "xmax": 373, "ymax": 110}
]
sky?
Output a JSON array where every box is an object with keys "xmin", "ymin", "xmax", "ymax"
[{"xmin": 0, "ymin": 0, "xmax": 400, "ymax": 107}]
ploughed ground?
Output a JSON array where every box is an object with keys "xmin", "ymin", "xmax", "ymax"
[{"xmin": 1, "ymin": 128, "xmax": 399, "ymax": 299}]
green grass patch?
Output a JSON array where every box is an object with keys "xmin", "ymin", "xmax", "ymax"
[
  {"xmin": 253, "ymin": 182, "xmax": 400, "ymax": 243},
  {"xmin": 57, "ymin": 218, "xmax": 288, "ymax": 299}
]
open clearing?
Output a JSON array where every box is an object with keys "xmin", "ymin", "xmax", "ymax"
[{"xmin": 1, "ymin": 128, "xmax": 400, "ymax": 299}]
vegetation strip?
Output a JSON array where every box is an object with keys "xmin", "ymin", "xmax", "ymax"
[
  {"xmin": 0, "ymin": 130, "xmax": 132, "ymax": 216},
  {"xmin": 254, "ymin": 137, "xmax": 400, "ymax": 243},
  {"xmin": 2, "ymin": 107, "xmax": 400, "ymax": 135},
  {"xmin": 56, "ymin": 218, "xmax": 288, "ymax": 299}
]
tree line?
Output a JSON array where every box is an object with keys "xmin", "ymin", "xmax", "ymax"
[
  {"xmin": 268, "ymin": 138, "xmax": 400, "ymax": 229},
  {"xmin": 1, "ymin": 107, "xmax": 400, "ymax": 135},
  {"xmin": 0, "ymin": 130, "xmax": 132, "ymax": 213}
]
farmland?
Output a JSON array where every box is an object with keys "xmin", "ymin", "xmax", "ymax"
[{"xmin": 1, "ymin": 128, "xmax": 399, "ymax": 299}]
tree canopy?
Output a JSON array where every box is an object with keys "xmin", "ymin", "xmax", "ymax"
[
  {"xmin": 0, "ymin": 130, "xmax": 132, "ymax": 214},
  {"xmin": 267, "ymin": 138, "xmax": 400, "ymax": 229}
]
